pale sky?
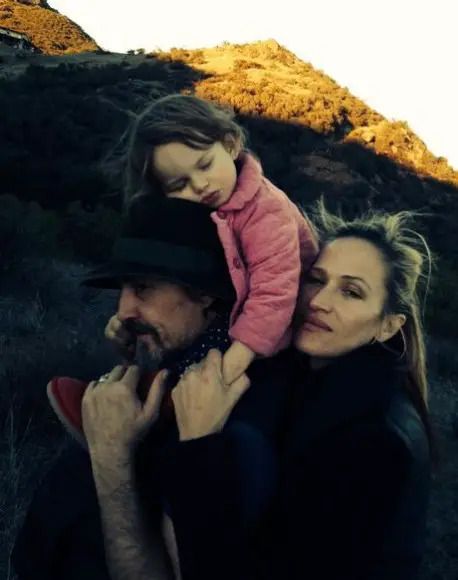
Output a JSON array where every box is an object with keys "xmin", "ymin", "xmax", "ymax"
[{"xmin": 50, "ymin": 0, "xmax": 458, "ymax": 169}]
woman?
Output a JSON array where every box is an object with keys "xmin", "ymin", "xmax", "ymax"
[{"xmin": 155, "ymin": 201, "xmax": 433, "ymax": 580}]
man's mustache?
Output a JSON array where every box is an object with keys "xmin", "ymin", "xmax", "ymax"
[{"xmin": 122, "ymin": 318, "xmax": 162, "ymax": 344}]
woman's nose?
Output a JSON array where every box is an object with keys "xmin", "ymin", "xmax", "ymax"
[{"xmin": 308, "ymin": 286, "xmax": 332, "ymax": 312}]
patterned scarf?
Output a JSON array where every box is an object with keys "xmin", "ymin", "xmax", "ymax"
[
  {"xmin": 139, "ymin": 310, "xmax": 232, "ymax": 428},
  {"xmin": 164, "ymin": 309, "xmax": 231, "ymax": 387}
]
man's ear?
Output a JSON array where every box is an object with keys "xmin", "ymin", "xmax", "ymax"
[
  {"xmin": 199, "ymin": 294, "xmax": 215, "ymax": 309},
  {"xmin": 223, "ymin": 135, "xmax": 242, "ymax": 160},
  {"xmin": 378, "ymin": 313, "xmax": 407, "ymax": 343}
]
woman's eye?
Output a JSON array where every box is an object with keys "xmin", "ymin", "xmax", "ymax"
[{"xmin": 343, "ymin": 288, "xmax": 362, "ymax": 299}]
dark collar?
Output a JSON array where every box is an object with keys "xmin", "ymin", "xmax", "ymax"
[
  {"xmin": 163, "ymin": 310, "xmax": 231, "ymax": 386},
  {"xmin": 287, "ymin": 343, "xmax": 404, "ymax": 446}
]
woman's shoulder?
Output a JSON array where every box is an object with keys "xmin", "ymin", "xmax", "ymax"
[
  {"xmin": 345, "ymin": 345, "xmax": 430, "ymax": 462},
  {"xmin": 289, "ymin": 345, "xmax": 430, "ymax": 464},
  {"xmin": 337, "ymin": 391, "xmax": 428, "ymax": 460},
  {"xmin": 319, "ymin": 398, "xmax": 431, "ymax": 492},
  {"xmin": 382, "ymin": 387, "xmax": 431, "ymax": 465}
]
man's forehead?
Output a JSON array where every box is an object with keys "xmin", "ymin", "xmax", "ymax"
[
  {"xmin": 121, "ymin": 276, "xmax": 188, "ymax": 293},
  {"xmin": 122, "ymin": 276, "xmax": 159, "ymax": 287},
  {"xmin": 119, "ymin": 276, "xmax": 206, "ymax": 302}
]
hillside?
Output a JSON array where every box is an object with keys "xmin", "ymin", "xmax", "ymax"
[
  {"xmin": 1, "ymin": 38, "xmax": 458, "ymax": 337},
  {"xmin": 3, "ymin": 36, "xmax": 456, "ymax": 343},
  {"xmin": 164, "ymin": 40, "xmax": 458, "ymax": 185},
  {"xmin": 0, "ymin": 0, "xmax": 99, "ymax": 54}
]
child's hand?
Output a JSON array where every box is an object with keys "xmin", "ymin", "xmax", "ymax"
[
  {"xmin": 222, "ymin": 341, "xmax": 256, "ymax": 385},
  {"xmin": 104, "ymin": 314, "xmax": 123, "ymax": 341},
  {"xmin": 104, "ymin": 315, "xmax": 136, "ymax": 362}
]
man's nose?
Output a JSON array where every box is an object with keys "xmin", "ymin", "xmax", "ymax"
[{"xmin": 118, "ymin": 286, "xmax": 140, "ymax": 320}]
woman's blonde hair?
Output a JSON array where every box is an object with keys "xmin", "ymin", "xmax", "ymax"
[{"xmin": 308, "ymin": 199, "xmax": 436, "ymax": 458}]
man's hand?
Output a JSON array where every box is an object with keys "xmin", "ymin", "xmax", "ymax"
[
  {"xmin": 82, "ymin": 365, "xmax": 168, "ymax": 465},
  {"xmin": 85, "ymin": 365, "xmax": 172, "ymax": 580},
  {"xmin": 172, "ymin": 349, "xmax": 250, "ymax": 441}
]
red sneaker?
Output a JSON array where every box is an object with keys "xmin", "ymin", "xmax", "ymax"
[
  {"xmin": 47, "ymin": 377, "xmax": 89, "ymax": 448},
  {"xmin": 47, "ymin": 370, "xmax": 173, "ymax": 448}
]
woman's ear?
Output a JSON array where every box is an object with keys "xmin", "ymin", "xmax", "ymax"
[{"xmin": 378, "ymin": 313, "xmax": 407, "ymax": 343}]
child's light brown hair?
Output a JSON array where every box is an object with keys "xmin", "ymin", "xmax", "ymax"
[{"xmin": 105, "ymin": 93, "xmax": 247, "ymax": 208}]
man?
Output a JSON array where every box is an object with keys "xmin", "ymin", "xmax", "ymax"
[{"xmin": 13, "ymin": 195, "xmax": 294, "ymax": 580}]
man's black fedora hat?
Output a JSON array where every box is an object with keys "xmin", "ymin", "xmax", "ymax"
[{"xmin": 82, "ymin": 196, "xmax": 236, "ymax": 302}]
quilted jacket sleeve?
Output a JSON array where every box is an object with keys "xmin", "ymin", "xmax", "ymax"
[{"xmin": 230, "ymin": 196, "xmax": 306, "ymax": 356}]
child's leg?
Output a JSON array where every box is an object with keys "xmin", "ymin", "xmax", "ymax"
[
  {"xmin": 47, "ymin": 370, "xmax": 161, "ymax": 447},
  {"xmin": 159, "ymin": 423, "xmax": 277, "ymax": 580},
  {"xmin": 47, "ymin": 377, "xmax": 90, "ymax": 448},
  {"xmin": 222, "ymin": 340, "xmax": 256, "ymax": 385},
  {"xmin": 222, "ymin": 419, "xmax": 278, "ymax": 530}
]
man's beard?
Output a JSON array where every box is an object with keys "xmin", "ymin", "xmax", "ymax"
[
  {"xmin": 121, "ymin": 317, "xmax": 194, "ymax": 375},
  {"xmin": 134, "ymin": 339, "xmax": 163, "ymax": 373},
  {"xmin": 122, "ymin": 318, "xmax": 164, "ymax": 373}
]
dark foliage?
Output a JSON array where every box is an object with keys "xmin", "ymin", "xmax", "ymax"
[{"xmin": 1, "ymin": 54, "xmax": 457, "ymax": 337}]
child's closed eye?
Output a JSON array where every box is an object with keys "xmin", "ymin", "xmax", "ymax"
[{"xmin": 199, "ymin": 159, "xmax": 213, "ymax": 171}]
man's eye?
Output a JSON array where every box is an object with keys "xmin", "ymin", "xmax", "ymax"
[{"xmin": 133, "ymin": 284, "xmax": 148, "ymax": 296}]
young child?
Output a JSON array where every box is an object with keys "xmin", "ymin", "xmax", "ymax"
[
  {"xmin": 122, "ymin": 93, "xmax": 318, "ymax": 384},
  {"xmin": 47, "ymin": 93, "xmax": 318, "ymax": 441}
]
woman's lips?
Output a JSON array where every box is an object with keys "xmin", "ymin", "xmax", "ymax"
[
  {"xmin": 302, "ymin": 316, "xmax": 332, "ymax": 332},
  {"xmin": 303, "ymin": 322, "xmax": 328, "ymax": 332}
]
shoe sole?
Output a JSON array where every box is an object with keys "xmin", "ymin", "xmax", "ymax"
[{"xmin": 46, "ymin": 380, "xmax": 88, "ymax": 450}]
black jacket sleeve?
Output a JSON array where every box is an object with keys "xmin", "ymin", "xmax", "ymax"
[{"xmin": 276, "ymin": 425, "xmax": 415, "ymax": 580}]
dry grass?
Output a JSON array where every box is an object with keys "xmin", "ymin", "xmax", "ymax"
[
  {"xmin": 0, "ymin": 218, "xmax": 119, "ymax": 577},
  {"xmin": 0, "ymin": 409, "xmax": 66, "ymax": 580}
]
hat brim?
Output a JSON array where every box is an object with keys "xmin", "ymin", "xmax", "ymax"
[{"xmin": 82, "ymin": 260, "xmax": 235, "ymax": 302}]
